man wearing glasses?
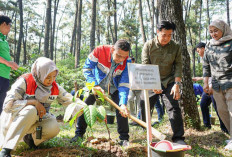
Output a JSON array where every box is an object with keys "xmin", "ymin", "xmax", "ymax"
[
  {"xmin": 71, "ymin": 39, "xmax": 131, "ymax": 147},
  {"xmin": 0, "ymin": 15, "xmax": 18, "ymax": 115},
  {"xmin": 141, "ymin": 20, "xmax": 186, "ymax": 145}
]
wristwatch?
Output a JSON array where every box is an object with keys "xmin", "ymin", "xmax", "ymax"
[{"xmin": 175, "ymin": 82, "xmax": 181, "ymax": 86}]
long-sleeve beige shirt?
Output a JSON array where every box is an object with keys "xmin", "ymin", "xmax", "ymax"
[{"xmin": 3, "ymin": 77, "xmax": 74, "ymax": 116}]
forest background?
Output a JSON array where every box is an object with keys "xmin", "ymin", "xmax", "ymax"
[{"xmin": 0, "ymin": 0, "xmax": 232, "ymax": 150}]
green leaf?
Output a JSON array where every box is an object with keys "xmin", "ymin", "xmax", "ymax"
[
  {"xmin": 86, "ymin": 82, "xmax": 95, "ymax": 91},
  {"xmin": 83, "ymin": 105, "xmax": 97, "ymax": 128},
  {"xmin": 96, "ymin": 106, "xmax": 106, "ymax": 122},
  {"xmin": 96, "ymin": 90, "xmax": 104, "ymax": 99},
  {"xmin": 68, "ymin": 109, "xmax": 84, "ymax": 127}
]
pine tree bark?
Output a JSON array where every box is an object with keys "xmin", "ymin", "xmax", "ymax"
[
  {"xmin": 15, "ymin": 0, "xmax": 23, "ymax": 64},
  {"xmin": 75, "ymin": 0, "xmax": 82, "ymax": 68},
  {"xmin": 90, "ymin": 0, "xmax": 97, "ymax": 52},
  {"xmin": 113, "ymin": 0, "xmax": 117, "ymax": 43},
  {"xmin": 70, "ymin": 0, "xmax": 78, "ymax": 55},
  {"xmin": 226, "ymin": 0, "xmax": 230, "ymax": 26},
  {"xmin": 159, "ymin": 0, "xmax": 201, "ymax": 129},
  {"xmin": 44, "ymin": 0, "xmax": 52, "ymax": 58},
  {"xmin": 146, "ymin": 0, "xmax": 155, "ymax": 39},
  {"xmin": 50, "ymin": 0, "xmax": 59, "ymax": 60},
  {"xmin": 23, "ymin": 16, "xmax": 28, "ymax": 65},
  {"xmin": 138, "ymin": 0, "xmax": 146, "ymax": 44},
  {"xmin": 198, "ymin": 0, "xmax": 202, "ymax": 42}
]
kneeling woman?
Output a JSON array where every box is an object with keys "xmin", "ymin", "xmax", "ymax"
[{"xmin": 0, "ymin": 57, "xmax": 83, "ymax": 157}]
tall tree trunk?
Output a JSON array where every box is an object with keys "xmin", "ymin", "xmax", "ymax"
[
  {"xmin": 14, "ymin": 5, "xmax": 17, "ymax": 61},
  {"xmin": 107, "ymin": 0, "xmax": 113, "ymax": 44},
  {"xmin": 198, "ymin": 0, "xmax": 202, "ymax": 42},
  {"xmin": 96, "ymin": 20, "xmax": 100, "ymax": 44},
  {"xmin": 55, "ymin": 3, "xmax": 68, "ymax": 63},
  {"xmin": 50, "ymin": 0, "xmax": 59, "ymax": 60},
  {"xmin": 90, "ymin": 0, "xmax": 97, "ymax": 52},
  {"xmin": 44, "ymin": 0, "xmax": 52, "ymax": 58},
  {"xmin": 206, "ymin": 0, "xmax": 210, "ymax": 25},
  {"xmin": 70, "ymin": 0, "xmax": 78, "ymax": 55},
  {"xmin": 138, "ymin": 0, "xmax": 146, "ymax": 44},
  {"xmin": 146, "ymin": 0, "xmax": 155, "ymax": 39},
  {"xmin": 226, "ymin": 0, "xmax": 230, "ymax": 26},
  {"xmin": 75, "ymin": 0, "xmax": 82, "ymax": 68},
  {"xmin": 113, "ymin": 0, "xmax": 117, "ymax": 43},
  {"xmin": 15, "ymin": 0, "xmax": 23, "ymax": 64},
  {"xmin": 159, "ymin": 0, "xmax": 201, "ymax": 129},
  {"xmin": 154, "ymin": 0, "xmax": 160, "ymax": 34},
  {"xmin": 23, "ymin": 17, "xmax": 28, "ymax": 65}
]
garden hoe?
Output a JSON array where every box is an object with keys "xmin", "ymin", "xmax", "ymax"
[{"xmin": 102, "ymin": 94, "xmax": 166, "ymax": 141}]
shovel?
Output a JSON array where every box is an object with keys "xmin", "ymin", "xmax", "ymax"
[{"xmin": 99, "ymin": 93, "xmax": 166, "ymax": 140}]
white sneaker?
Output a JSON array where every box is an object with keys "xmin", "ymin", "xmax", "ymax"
[
  {"xmin": 225, "ymin": 138, "xmax": 232, "ymax": 144},
  {"xmin": 225, "ymin": 141, "xmax": 232, "ymax": 150}
]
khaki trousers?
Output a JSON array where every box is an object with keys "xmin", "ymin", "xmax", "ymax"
[
  {"xmin": 213, "ymin": 88, "xmax": 232, "ymax": 137},
  {"xmin": 0, "ymin": 105, "xmax": 60, "ymax": 150}
]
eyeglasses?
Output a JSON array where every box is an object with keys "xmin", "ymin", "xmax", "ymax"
[
  {"xmin": 159, "ymin": 33, "xmax": 173, "ymax": 38},
  {"xmin": 115, "ymin": 52, "xmax": 128, "ymax": 60}
]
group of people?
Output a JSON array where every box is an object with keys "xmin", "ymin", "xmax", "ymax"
[{"xmin": 0, "ymin": 13, "xmax": 232, "ymax": 157}]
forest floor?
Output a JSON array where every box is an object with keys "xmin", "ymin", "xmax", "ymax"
[{"xmin": 8, "ymin": 104, "xmax": 232, "ymax": 157}]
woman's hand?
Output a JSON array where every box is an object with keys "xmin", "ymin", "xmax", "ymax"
[{"xmin": 27, "ymin": 100, "xmax": 46, "ymax": 118}]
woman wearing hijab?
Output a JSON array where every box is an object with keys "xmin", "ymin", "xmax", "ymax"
[
  {"xmin": 0, "ymin": 57, "xmax": 84, "ymax": 157},
  {"xmin": 203, "ymin": 19, "xmax": 232, "ymax": 150}
]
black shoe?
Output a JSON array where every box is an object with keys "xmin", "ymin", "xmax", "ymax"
[
  {"xmin": 70, "ymin": 134, "xmax": 83, "ymax": 143},
  {"xmin": 23, "ymin": 134, "xmax": 37, "ymax": 149},
  {"xmin": 204, "ymin": 125, "xmax": 211, "ymax": 129},
  {"xmin": 129, "ymin": 121, "xmax": 139, "ymax": 126},
  {"xmin": 0, "ymin": 148, "xmax": 12, "ymax": 157},
  {"xmin": 152, "ymin": 121, "xmax": 160, "ymax": 126},
  {"xmin": 173, "ymin": 139, "xmax": 187, "ymax": 145}
]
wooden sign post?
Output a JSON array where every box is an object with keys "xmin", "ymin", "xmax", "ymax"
[{"xmin": 128, "ymin": 63, "xmax": 162, "ymax": 157}]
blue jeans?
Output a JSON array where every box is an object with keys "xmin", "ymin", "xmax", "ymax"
[
  {"xmin": 154, "ymin": 98, "xmax": 164, "ymax": 122},
  {"xmin": 0, "ymin": 76, "xmax": 9, "ymax": 115},
  {"xmin": 141, "ymin": 82, "xmax": 185, "ymax": 141},
  {"xmin": 200, "ymin": 92, "xmax": 228, "ymax": 132},
  {"xmin": 75, "ymin": 90, "xmax": 129, "ymax": 140}
]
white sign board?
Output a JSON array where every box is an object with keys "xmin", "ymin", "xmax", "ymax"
[{"xmin": 128, "ymin": 63, "xmax": 161, "ymax": 90}]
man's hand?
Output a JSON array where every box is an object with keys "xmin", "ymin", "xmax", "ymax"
[
  {"xmin": 170, "ymin": 84, "xmax": 181, "ymax": 100},
  {"xmin": 208, "ymin": 84, "xmax": 213, "ymax": 95},
  {"xmin": 7, "ymin": 61, "xmax": 19, "ymax": 70},
  {"xmin": 153, "ymin": 89, "xmax": 163, "ymax": 94},
  {"xmin": 92, "ymin": 86, "xmax": 105, "ymax": 95},
  {"xmin": 203, "ymin": 83, "xmax": 210, "ymax": 95},
  {"xmin": 119, "ymin": 104, "xmax": 129, "ymax": 118},
  {"xmin": 192, "ymin": 77, "xmax": 203, "ymax": 81}
]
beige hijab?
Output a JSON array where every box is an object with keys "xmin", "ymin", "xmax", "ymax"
[
  {"xmin": 209, "ymin": 19, "xmax": 232, "ymax": 45},
  {"xmin": 31, "ymin": 57, "xmax": 58, "ymax": 103}
]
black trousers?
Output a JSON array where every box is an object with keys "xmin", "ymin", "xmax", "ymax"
[
  {"xmin": 141, "ymin": 82, "xmax": 184, "ymax": 141},
  {"xmin": 75, "ymin": 90, "xmax": 129, "ymax": 140},
  {"xmin": 0, "ymin": 76, "xmax": 9, "ymax": 115}
]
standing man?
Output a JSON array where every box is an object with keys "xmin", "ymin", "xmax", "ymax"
[
  {"xmin": 71, "ymin": 39, "xmax": 131, "ymax": 146},
  {"xmin": 141, "ymin": 20, "xmax": 186, "ymax": 145},
  {"xmin": 0, "ymin": 15, "xmax": 19, "ymax": 115},
  {"xmin": 193, "ymin": 42, "xmax": 228, "ymax": 133},
  {"xmin": 128, "ymin": 57, "xmax": 141, "ymax": 125}
]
